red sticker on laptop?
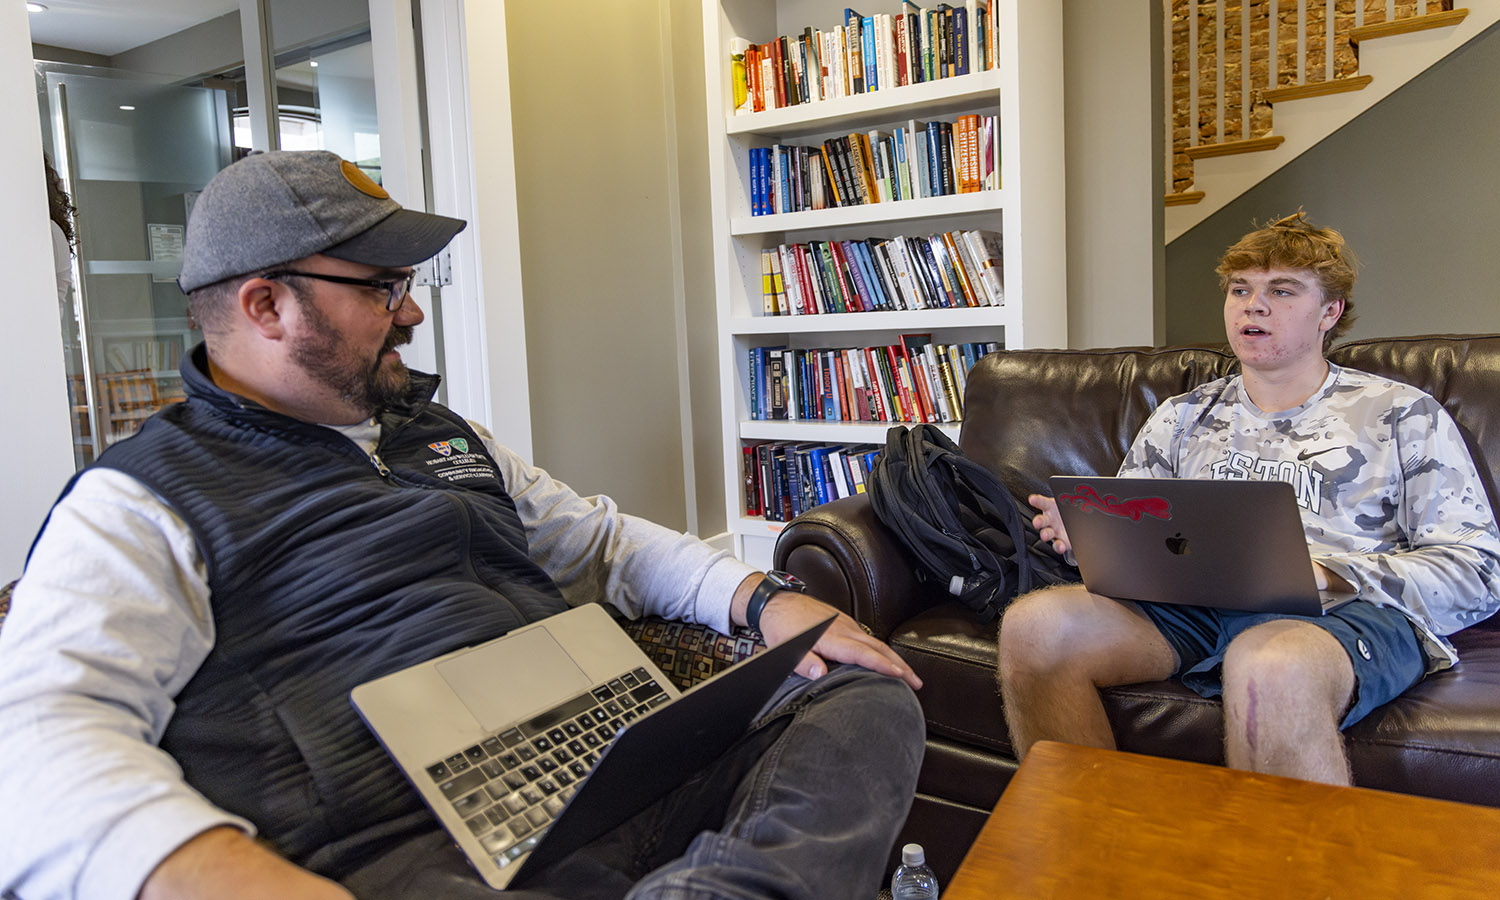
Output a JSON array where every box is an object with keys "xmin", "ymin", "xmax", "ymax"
[{"xmin": 1059, "ymin": 483, "xmax": 1172, "ymax": 521}]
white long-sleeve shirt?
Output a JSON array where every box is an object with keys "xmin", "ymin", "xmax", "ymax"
[{"xmin": 0, "ymin": 419, "xmax": 755, "ymax": 900}]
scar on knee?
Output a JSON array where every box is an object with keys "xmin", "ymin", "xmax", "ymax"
[{"xmin": 1245, "ymin": 680, "xmax": 1258, "ymax": 752}]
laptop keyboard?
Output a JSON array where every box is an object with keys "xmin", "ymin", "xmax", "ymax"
[{"xmin": 423, "ymin": 666, "xmax": 671, "ymax": 869}]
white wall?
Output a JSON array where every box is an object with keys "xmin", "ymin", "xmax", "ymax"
[
  {"xmin": 668, "ymin": 0, "xmax": 725, "ymax": 538},
  {"xmin": 4, "ymin": 4, "xmax": 78, "ymax": 577},
  {"xmin": 429, "ymin": 0, "xmax": 534, "ymax": 459}
]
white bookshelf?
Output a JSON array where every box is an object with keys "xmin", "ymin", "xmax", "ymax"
[{"xmin": 703, "ymin": 0, "xmax": 1066, "ymax": 568}]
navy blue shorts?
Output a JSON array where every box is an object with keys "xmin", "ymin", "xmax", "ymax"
[{"xmin": 1135, "ymin": 600, "xmax": 1427, "ymax": 729}]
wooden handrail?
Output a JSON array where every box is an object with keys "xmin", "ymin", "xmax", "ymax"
[
  {"xmin": 1350, "ymin": 9, "xmax": 1468, "ymax": 46},
  {"xmin": 1166, "ymin": 1, "xmax": 1459, "ymax": 202}
]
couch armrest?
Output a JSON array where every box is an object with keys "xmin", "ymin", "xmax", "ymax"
[{"xmin": 774, "ymin": 495, "xmax": 950, "ymax": 639}]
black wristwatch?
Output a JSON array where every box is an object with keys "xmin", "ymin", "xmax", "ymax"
[{"xmin": 746, "ymin": 570, "xmax": 807, "ymax": 633}]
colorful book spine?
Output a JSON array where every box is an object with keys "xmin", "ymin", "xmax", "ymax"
[{"xmin": 846, "ymin": 9, "xmax": 865, "ymax": 93}]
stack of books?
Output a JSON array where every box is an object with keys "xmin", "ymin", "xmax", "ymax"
[
  {"xmin": 749, "ymin": 114, "xmax": 998, "ymax": 216},
  {"xmin": 730, "ymin": 1, "xmax": 997, "ymax": 115},
  {"xmin": 743, "ymin": 441, "xmax": 883, "ymax": 521},
  {"xmin": 760, "ymin": 229, "xmax": 1003, "ymax": 314},
  {"xmin": 748, "ymin": 335, "xmax": 999, "ymax": 425}
]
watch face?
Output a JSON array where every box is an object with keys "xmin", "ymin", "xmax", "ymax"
[{"xmin": 769, "ymin": 570, "xmax": 805, "ymax": 592}]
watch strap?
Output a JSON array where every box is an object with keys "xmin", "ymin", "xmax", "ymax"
[
  {"xmin": 745, "ymin": 576, "xmax": 779, "ymax": 633},
  {"xmin": 745, "ymin": 571, "xmax": 803, "ymax": 633}
]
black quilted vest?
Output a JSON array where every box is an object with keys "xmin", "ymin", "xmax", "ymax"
[{"xmin": 86, "ymin": 345, "xmax": 570, "ymax": 877}]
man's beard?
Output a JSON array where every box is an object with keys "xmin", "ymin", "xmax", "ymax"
[{"xmin": 291, "ymin": 297, "xmax": 414, "ymax": 415}]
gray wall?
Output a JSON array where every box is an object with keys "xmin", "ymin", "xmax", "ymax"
[
  {"xmin": 32, "ymin": 43, "xmax": 109, "ymax": 66},
  {"xmin": 505, "ymin": 0, "xmax": 695, "ymax": 531},
  {"xmin": 1165, "ymin": 20, "xmax": 1500, "ymax": 346},
  {"xmin": 1063, "ymin": 0, "xmax": 1163, "ymax": 348}
]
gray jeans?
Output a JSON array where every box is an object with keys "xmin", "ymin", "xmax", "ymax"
[{"xmin": 343, "ymin": 665, "xmax": 924, "ymax": 900}]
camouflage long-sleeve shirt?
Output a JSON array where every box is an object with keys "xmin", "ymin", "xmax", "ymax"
[{"xmin": 1120, "ymin": 363, "xmax": 1500, "ymax": 669}]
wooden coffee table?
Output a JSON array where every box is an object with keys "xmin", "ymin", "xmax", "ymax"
[{"xmin": 945, "ymin": 741, "xmax": 1500, "ymax": 899}]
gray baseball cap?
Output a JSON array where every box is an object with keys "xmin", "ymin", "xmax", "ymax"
[{"xmin": 177, "ymin": 150, "xmax": 467, "ymax": 293}]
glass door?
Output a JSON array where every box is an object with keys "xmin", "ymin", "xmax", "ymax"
[{"xmin": 41, "ymin": 65, "xmax": 234, "ymax": 467}]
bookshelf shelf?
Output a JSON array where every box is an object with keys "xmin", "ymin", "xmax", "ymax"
[
  {"xmin": 730, "ymin": 189, "xmax": 1006, "ymax": 235},
  {"xmin": 732, "ymin": 305, "xmax": 1014, "ymax": 335},
  {"xmin": 740, "ymin": 419, "xmax": 958, "ymax": 443},
  {"xmin": 726, "ymin": 67, "xmax": 1004, "ymax": 139},
  {"xmin": 737, "ymin": 516, "xmax": 790, "ymax": 538},
  {"xmin": 705, "ymin": 0, "xmax": 1066, "ymax": 568}
]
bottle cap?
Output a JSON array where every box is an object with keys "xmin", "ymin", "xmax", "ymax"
[{"xmin": 901, "ymin": 843, "xmax": 926, "ymax": 866}]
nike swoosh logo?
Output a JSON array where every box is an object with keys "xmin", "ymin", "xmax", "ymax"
[{"xmin": 1297, "ymin": 447, "xmax": 1338, "ymax": 461}]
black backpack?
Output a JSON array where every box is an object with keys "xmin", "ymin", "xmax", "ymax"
[{"xmin": 867, "ymin": 424, "xmax": 1078, "ymax": 622}]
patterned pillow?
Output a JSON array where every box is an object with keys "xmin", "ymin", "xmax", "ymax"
[{"xmin": 618, "ymin": 615, "xmax": 766, "ymax": 691}]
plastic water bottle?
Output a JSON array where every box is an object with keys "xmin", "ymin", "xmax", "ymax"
[{"xmin": 890, "ymin": 842, "xmax": 940, "ymax": 900}]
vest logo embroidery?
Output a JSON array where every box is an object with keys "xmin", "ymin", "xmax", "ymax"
[
  {"xmin": 428, "ymin": 438, "xmax": 469, "ymax": 457},
  {"xmin": 423, "ymin": 436, "xmax": 498, "ymax": 486}
]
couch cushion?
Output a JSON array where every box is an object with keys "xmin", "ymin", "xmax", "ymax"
[
  {"xmin": 1345, "ymin": 625, "xmax": 1500, "ymax": 806},
  {"xmin": 891, "ymin": 604, "xmax": 1009, "ymax": 752},
  {"xmin": 956, "ymin": 345, "xmax": 1239, "ymax": 504},
  {"xmin": 899, "ymin": 600, "xmax": 1500, "ymax": 808}
]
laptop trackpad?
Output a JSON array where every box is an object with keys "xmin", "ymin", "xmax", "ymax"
[{"xmin": 437, "ymin": 626, "xmax": 592, "ymax": 732}]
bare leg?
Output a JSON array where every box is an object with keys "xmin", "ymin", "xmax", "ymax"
[
  {"xmin": 1221, "ymin": 619, "xmax": 1356, "ymax": 785},
  {"xmin": 997, "ymin": 584, "xmax": 1179, "ymax": 758}
]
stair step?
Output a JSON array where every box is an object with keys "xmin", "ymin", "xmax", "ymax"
[
  {"xmin": 1183, "ymin": 135, "xmax": 1286, "ymax": 160},
  {"xmin": 1350, "ymin": 8, "xmax": 1469, "ymax": 46},
  {"xmin": 1263, "ymin": 75, "xmax": 1373, "ymax": 104},
  {"xmin": 1165, "ymin": 191, "xmax": 1205, "ymax": 206}
]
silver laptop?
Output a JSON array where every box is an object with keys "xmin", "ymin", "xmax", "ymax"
[
  {"xmin": 1048, "ymin": 476, "xmax": 1357, "ymax": 616},
  {"xmin": 351, "ymin": 602, "xmax": 831, "ymax": 890}
]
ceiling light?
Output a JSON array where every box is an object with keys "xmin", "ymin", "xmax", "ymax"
[
  {"xmin": 119, "ymin": 105, "xmax": 136, "ymax": 111},
  {"xmin": 309, "ymin": 61, "xmax": 319, "ymax": 67},
  {"xmin": 27, "ymin": 3, "xmax": 49, "ymax": 12}
]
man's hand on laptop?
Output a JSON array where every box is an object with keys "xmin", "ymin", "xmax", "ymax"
[
  {"xmin": 733, "ymin": 577, "xmax": 921, "ymax": 690},
  {"xmin": 1313, "ymin": 561, "xmax": 1355, "ymax": 593},
  {"xmin": 1028, "ymin": 493, "xmax": 1073, "ymax": 555}
]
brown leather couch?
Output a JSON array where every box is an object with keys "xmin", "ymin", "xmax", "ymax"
[{"xmin": 775, "ymin": 334, "xmax": 1500, "ymax": 884}]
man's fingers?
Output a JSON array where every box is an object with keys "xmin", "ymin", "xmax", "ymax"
[
  {"xmin": 795, "ymin": 650, "xmax": 828, "ymax": 681},
  {"xmin": 812, "ymin": 626, "xmax": 922, "ymax": 690}
]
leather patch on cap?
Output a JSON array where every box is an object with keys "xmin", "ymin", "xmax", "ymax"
[{"xmin": 341, "ymin": 159, "xmax": 389, "ymax": 199}]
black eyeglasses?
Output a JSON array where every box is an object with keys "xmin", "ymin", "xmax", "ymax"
[{"xmin": 261, "ymin": 269, "xmax": 416, "ymax": 311}]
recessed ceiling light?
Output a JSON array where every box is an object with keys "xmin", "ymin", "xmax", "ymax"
[
  {"xmin": 27, "ymin": 3, "xmax": 49, "ymax": 12},
  {"xmin": 119, "ymin": 105, "xmax": 136, "ymax": 111},
  {"xmin": 309, "ymin": 61, "xmax": 319, "ymax": 67}
]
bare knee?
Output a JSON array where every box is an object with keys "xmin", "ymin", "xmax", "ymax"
[
  {"xmin": 1221, "ymin": 621, "xmax": 1355, "ymax": 782},
  {"xmin": 997, "ymin": 585, "xmax": 1178, "ymax": 689},
  {"xmin": 997, "ymin": 585, "xmax": 1090, "ymax": 680},
  {"xmin": 1222, "ymin": 622, "xmax": 1354, "ymax": 718}
]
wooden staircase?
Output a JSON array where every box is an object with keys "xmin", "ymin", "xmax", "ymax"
[{"xmin": 1164, "ymin": 1, "xmax": 1500, "ymax": 241}]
